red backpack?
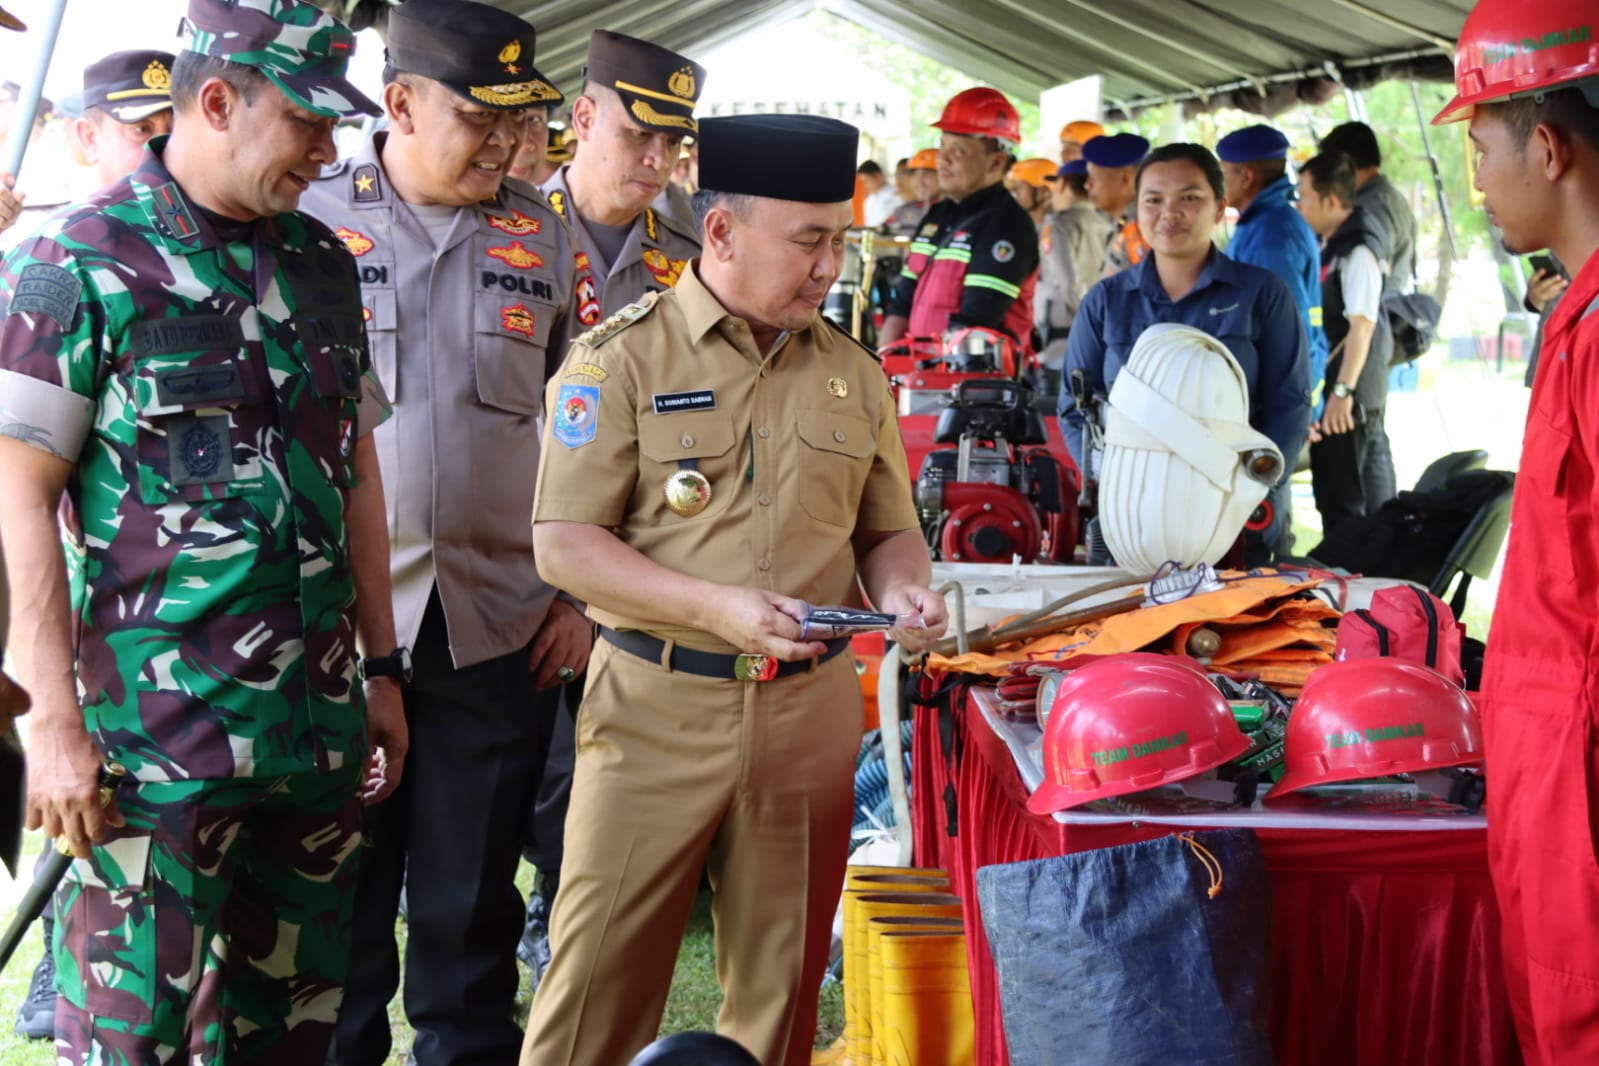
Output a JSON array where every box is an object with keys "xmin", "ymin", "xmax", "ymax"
[{"xmin": 1334, "ymin": 585, "xmax": 1466, "ymax": 686}]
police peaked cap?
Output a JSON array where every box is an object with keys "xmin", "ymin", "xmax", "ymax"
[
  {"xmin": 83, "ymin": 51, "xmax": 175, "ymax": 124},
  {"xmin": 697, "ymin": 114, "xmax": 859, "ymax": 204},
  {"xmin": 585, "ymin": 30, "xmax": 705, "ymax": 135},
  {"xmin": 1217, "ymin": 124, "xmax": 1291, "ymax": 163},
  {"xmin": 387, "ymin": 0, "xmax": 562, "ymax": 110},
  {"xmin": 1080, "ymin": 132, "xmax": 1149, "ymax": 169}
]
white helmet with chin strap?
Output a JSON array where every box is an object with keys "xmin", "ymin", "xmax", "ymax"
[{"xmin": 1098, "ymin": 323, "xmax": 1283, "ymax": 573}]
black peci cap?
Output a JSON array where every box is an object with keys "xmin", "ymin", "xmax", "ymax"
[
  {"xmin": 585, "ymin": 30, "xmax": 704, "ymax": 136},
  {"xmin": 83, "ymin": 50, "xmax": 175, "ymax": 124},
  {"xmin": 387, "ymin": 0, "xmax": 561, "ymax": 111},
  {"xmin": 697, "ymin": 114, "xmax": 859, "ymax": 204}
]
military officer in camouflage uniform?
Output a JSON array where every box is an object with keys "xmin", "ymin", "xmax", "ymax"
[
  {"xmin": 541, "ymin": 30, "xmax": 704, "ymax": 321},
  {"xmin": 0, "ymin": 1, "xmax": 403, "ymax": 1062},
  {"xmin": 296, "ymin": 2, "xmax": 593, "ymax": 1063}
]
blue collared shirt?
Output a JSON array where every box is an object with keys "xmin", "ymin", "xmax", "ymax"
[
  {"xmin": 1227, "ymin": 175, "xmax": 1329, "ymax": 410},
  {"xmin": 1058, "ymin": 247, "xmax": 1311, "ymax": 477}
]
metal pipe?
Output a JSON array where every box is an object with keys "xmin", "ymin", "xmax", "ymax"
[
  {"xmin": 1, "ymin": 0, "xmax": 70, "ymax": 181},
  {"xmin": 1410, "ymin": 79, "xmax": 1460, "ymax": 260},
  {"xmin": 1321, "ymin": 0, "xmax": 1457, "ymax": 54}
]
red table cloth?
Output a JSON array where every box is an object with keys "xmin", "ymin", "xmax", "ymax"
[{"xmin": 910, "ymin": 685, "xmax": 1522, "ymax": 1066}]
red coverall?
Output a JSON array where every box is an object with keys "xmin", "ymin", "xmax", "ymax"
[{"xmin": 1480, "ymin": 249, "xmax": 1599, "ymax": 1065}]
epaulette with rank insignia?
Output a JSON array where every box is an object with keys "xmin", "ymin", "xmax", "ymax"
[{"xmin": 575, "ymin": 298, "xmax": 656, "ymax": 349}]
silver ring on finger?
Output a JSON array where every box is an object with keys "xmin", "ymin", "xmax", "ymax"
[{"xmin": 557, "ymin": 666, "xmax": 576, "ymax": 682}]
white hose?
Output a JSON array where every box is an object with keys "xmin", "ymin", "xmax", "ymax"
[{"xmin": 876, "ymin": 643, "xmax": 915, "ymax": 865}]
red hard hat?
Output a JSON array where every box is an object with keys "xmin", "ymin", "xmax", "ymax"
[
  {"xmin": 1266, "ymin": 659, "xmax": 1483, "ymax": 801},
  {"xmin": 1027, "ymin": 653, "xmax": 1251, "ymax": 815},
  {"xmin": 933, "ymin": 88, "xmax": 1022, "ymax": 147},
  {"xmin": 1433, "ymin": 0, "xmax": 1599, "ymax": 124}
]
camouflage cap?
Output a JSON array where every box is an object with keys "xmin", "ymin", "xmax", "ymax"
[
  {"xmin": 184, "ymin": 0, "xmax": 380, "ymax": 119},
  {"xmin": 83, "ymin": 50, "xmax": 176, "ymax": 124}
]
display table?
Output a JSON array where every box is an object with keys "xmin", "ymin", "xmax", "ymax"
[{"xmin": 910, "ymin": 682, "xmax": 1522, "ymax": 1066}]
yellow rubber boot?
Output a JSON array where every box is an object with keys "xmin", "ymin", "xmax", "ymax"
[
  {"xmin": 878, "ymin": 930, "xmax": 976, "ymax": 1066},
  {"xmin": 847, "ymin": 892, "xmax": 962, "ymax": 1066},
  {"xmin": 840, "ymin": 870, "xmax": 949, "ymax": 1064},
  {"xmin": 866, "ymin": 916, "xmax": 964, "ymax": 1066}
]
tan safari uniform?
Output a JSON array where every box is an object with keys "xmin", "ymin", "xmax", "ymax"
[
  {"xmin": 541, "ymin": 163, "xmax": 702, "ymax": 321},
  {"xmin": 303, "ymin": 134, "xmax": 591, "ymax": 663},
  {"xmin": 523, "ymin": 263, "xmax": 919, "ymax": 1066}
]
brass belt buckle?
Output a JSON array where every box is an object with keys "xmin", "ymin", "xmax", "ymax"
[{"xmin": 734, "ymin": 654, "xmax": 779, "ymax": 682}]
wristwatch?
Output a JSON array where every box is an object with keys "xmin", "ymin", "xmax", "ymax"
[
  {"xmin": 1330, "ymin": 381, "xmax": 1353, "ymax": 399},
  {"xmin": 358, "ymin": 646, "xmax": 413, "ymax": 685}
]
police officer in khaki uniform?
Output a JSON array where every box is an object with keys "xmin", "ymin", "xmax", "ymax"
[
  {"xmin": 541, "ymin": 30, "xmax": 704, "ymax": 321},
  {"xmin": 522, "ymin": 113, "xmax": 948, "ymax": 1066},
  {"xmin": 298, "ymin": 1, "xmax": 593, "ymax": 1063}
]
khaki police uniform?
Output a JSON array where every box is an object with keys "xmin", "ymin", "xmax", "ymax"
[
  {"xmin": 523, "ymin": 263, "xmax": 920, "ymax": 1066},
  {"xmin": 543, "ymin": 163, "xmax": 701, "ymax": 320},
  {"xmin": 304, "ymin": 135, "xmax": 587, "ymax": 663},
  {"xmin": 297, "ymin": 2, "xmax": 588, "ymax": 1060}
]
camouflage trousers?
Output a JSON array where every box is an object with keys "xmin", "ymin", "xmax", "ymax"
[{"xmin": 52, "ymin": 767, "xmax": 363, "ymax": 1065}]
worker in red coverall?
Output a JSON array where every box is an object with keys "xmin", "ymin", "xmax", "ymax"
[{"xmin": 1433, "ymin": 3, "xmax": 1599, "ymax": 1062}]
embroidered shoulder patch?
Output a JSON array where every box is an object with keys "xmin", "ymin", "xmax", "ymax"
[
  {"xmin": 552, "ymin": 383, "xmax": 599, "ymax": 448},
  {"xmin": 9, "ymin": 264, "xmax": 81, "ymax": 329}
]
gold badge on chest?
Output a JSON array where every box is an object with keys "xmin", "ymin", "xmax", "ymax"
[
  {"xmin": 663, "ymin": 469, "xmax": 712, "ymax": 517},
  {"xmin": 827, "ymin": 377, "xmax": 849, "ymax": 399}
]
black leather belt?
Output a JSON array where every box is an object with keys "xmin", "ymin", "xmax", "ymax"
[{"xmin": 599, "ymin": 626, "xmax": 850, "ymax": 682}]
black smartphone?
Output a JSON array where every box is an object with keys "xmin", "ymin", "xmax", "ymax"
[{"xmin": 1528, "ymin": 253, "xmax": 1558, "ymax": 276}]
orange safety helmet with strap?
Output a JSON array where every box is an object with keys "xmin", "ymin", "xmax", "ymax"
[
  {"xmin": 1433, "ymin": 0, "xmax": 1599, "ymax": 124},
  {"xmin": 1007, "ymin": 157, "xmax": 1057, "ymax": 189},
  {"xmin": 933, "ymin": 87, "xmax": 1022, "ymax": 147},
  {"xmin": 1027, "ymin": 653, "xmax": 1251, "ymax": 814},
  {"xmin": 1265, "ymin": 658, "xmax": 1483, "ymax": 801},
  {"xmin": 908, "ymin": 147, "xmax": 941, "ymax": 170}
]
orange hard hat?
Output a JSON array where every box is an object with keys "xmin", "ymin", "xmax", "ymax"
[
  {"xmin": 1266, "ymin": 659, "xmax": 1483, "ymax": 801},
  {"xmin": 908, "ymin": 147, "xmax": 940, "ymax": 170},
  {"xmin": 1059, "ymin": 119, "xmax": 1105, "ymax": 144},
  {"xmin": 1434, "ymin": 0, "xmax": 1599, "ymax": 124},
  {"xmin": 1027, "ymin": 654, "xmax": 1251, "ymax": 815},
  {"xmin": 932, "ymin": 87, "xmax": 1022, "ymax": 147},
  {"xmin": 1007, "ymin": 157, "xmax": 1057, "ymax": 188}
]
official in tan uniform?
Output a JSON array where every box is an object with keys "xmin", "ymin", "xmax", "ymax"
[
  {"xmin": 523, "ymin": 114, "xmax": 948, "ymax": 1066},
  {"xmin": 298, "ymin": 2, "xmax": 594, "ymax": 1063},
  {"xmin": 541, "ymin": 30, "xmax": 704, "ymax": 321}
]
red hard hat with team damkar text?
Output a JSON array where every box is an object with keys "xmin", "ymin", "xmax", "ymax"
[
  {"xmin": 933, "ymin": 88, "xmax": 1022, "ymax": 147},
  {"xmin": 1433, "ymin": 0, "xmax": 1599, "ymax": 124},
  {"xmin": 1265, "ymin": 659, "xmax": 1483, "ymax": 801},
  {"xmin": 1027, "ymin": 653, "xmax": 1251, "ymax": 815}
]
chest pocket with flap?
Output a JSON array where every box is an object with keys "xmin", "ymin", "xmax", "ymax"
[
  {"xmin": 796, "ymin": 409, "xmax": 874, "ymax": 527},
  {"xmin": 638, "ymin": 410, "xmax": 738, "ymax": 521}
]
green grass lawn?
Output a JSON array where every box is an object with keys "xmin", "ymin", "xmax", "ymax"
[{"xmin": 0, "ymin": 850, "xmax": 843, "ymax": 1064}]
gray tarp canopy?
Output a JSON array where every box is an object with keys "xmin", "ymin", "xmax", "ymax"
[{"xmin": 471, "ymin": 0, "xmax": 1473, "ymax": 116}]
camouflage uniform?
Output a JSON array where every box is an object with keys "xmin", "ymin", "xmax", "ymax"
[{"xmin": 0, "ymin": 1, "xmax": 385, "ymax": 1061}]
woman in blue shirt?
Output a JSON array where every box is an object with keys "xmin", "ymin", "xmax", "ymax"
[{"xmin": 1059, "ymin": 142, "xmax": 1311, "ymax": 557}]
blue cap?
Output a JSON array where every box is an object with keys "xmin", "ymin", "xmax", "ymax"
[
  {"xmin": 1080, "ymin": 132, "xmax": 1149, "ymax": 169},
  {"xmin": 1216, "ymin": 124, "xmax": 1290, "ymax": 163},
  {"xmin": 1050, "ymin": 159, "xmax": 1088, "ymax": 179}
]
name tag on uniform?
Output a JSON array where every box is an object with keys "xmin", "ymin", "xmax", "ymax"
[{"xmin": 652, "ymin": 389, "xmax": 715, "ymax": 415}]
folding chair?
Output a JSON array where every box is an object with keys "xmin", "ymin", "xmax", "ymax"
[
  {"xmin": 1428, "ymin": 475, "xmax": 1516, "ymax": 617},
  {"xmin": 1413, "ymin": 449, "xmax": 1489, "ymax": 495}
]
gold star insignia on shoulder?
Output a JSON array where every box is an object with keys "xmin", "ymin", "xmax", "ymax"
[{"xmin": 355, "ymin": 174, "xmax": 375, "ymax": 193}]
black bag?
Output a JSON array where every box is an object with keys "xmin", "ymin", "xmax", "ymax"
[
  {"xmin": 977, "ymin": 829, "xmax": 1276, "ymax": 1066},
  {"xmin": 1384, "ymin": 291, "xmax": 1442, "ymax": 366},
  {"xmin": 1309, "ymin": 468, "xmax": 1514, "ymax": 584}
]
